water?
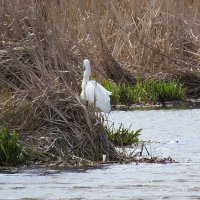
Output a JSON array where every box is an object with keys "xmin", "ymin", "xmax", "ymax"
[{"xmin": 1, "ymin": 109, "xmax": 200, "ymax": 200}]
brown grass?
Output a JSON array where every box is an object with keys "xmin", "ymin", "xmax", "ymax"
[
  {"xmin": 0, "ymin": 0, "xmax": 200, "ymax": 165},
  {"xmin": 0, "ymin": 0, "xmax": 119, "ymax": 165},
  {"xmin": 1, "ymin": 1, "xmax": 200, "ymax": 81},
  {"xmin": 0, "ymin": 83, "xmax": 117, "ymax": 165}
]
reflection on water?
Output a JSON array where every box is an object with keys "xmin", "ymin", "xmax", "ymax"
[{"xmin": 1, "ymin": 109, "xmax": 200, "ymax": 200}]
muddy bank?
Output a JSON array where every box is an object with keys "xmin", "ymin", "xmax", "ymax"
[
  {"xmin": 0, "ymin": 155, "xmax": 176, "ymax": 173},
  {"xmin": 113, "ymin": 99, "xmax": 200, "ymax": 111}
]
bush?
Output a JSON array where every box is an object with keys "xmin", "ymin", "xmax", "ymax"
[{"xmin": 0, "ymin": 127, "xmax": 30, "ymax": 166}]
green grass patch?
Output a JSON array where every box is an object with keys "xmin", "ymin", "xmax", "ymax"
[
  {"xmin": 0, "ymin": 127, "xmax": 31, "ymax": 166},
  {"xmin": 102, "ymin": 78, "xmax": 186, "ymax": 105},
  {"xmin": 106, "ymin": 123, "xmax": 142, "ymax": 146}
]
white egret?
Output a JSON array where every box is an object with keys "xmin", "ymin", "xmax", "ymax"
[{"xmin": 80, "ymin": 59, "xmax": 112, "ymax": 113}]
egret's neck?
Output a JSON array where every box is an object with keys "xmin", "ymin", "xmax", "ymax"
[
  {"xmin": 82, "ymin": 69, "xmax": 91, "ymax": 91},
  {"xmin": 81, "ymin": 75, "xmax": 89, "ymax": 90},
  {"xmin": 85, "ymin": 62, "xmax": 91, "ymax": 78},
  {"xmin": 81, "ymin": 63, "xmax": 91, "ymax": 89}
]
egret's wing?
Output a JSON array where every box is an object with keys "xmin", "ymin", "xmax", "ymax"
[
  {"xmin": 97, "ymin": 83, "xmax": 112, "ymax": 96},
  {"xmin": 85, "ymin": 80, "xmax": 111, "ymax": 113},
  {"xmin": 85, "ymin": 81, "xmax": 95, "ymax": 103},
  {"xmin": 95, "ymin": 82, "xmax": 111, "ymax": 113}
]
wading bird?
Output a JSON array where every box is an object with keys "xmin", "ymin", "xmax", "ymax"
[{"xmin": 80, "ymin": 59, "xmax": 112, "ymax": 113}]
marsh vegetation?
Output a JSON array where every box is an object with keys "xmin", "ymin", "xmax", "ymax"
[
  {"xmin": 0, "ymin": 0, "xmax": 200, "ymax": 166},
  {"xmin": 103, "ymin": 79, "xmax": 186, "ymax": 105},
  {"xmin": 106, "ymin": 123, "xmax": 142, "ymax": 146}
]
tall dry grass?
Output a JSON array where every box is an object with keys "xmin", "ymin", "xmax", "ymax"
[
  {"xmin": 33, "ymin": 0, "xmax": 200, "ymax": 96},
  {"xmin": 0, "ymin": 0, "xmax": 119, "ymax": 164},
  {"xmin": 1, "ymin": 1, "xmax": 200, "ymax": 82},
  {"xmin": 0, "ymin": 0, "xmax": 200, "ymax": 164}
]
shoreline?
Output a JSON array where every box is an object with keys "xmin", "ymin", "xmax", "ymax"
[
  {"xmin": 0, "ymin": 100, "xmax": 199, "ymax": 171},
  {"xmin": 113, "ymin": 99, "xmax": 200, "ymax": 111},
  {"xmin": 0, "ymin": 156, "xmax": 176, "ymax": 173}
]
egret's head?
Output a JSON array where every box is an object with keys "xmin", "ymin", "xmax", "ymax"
[
  {"xmin": 83, "ymin": 59, "xmax": 90, "ymax": 67},
  {"xmin": 83, "ymin": 59, "xmax": 91, "ymax": 75}
]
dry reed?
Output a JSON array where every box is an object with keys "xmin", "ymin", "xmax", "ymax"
[
  {"xmin": 0, "ymin": 0, "xmax": 118, "ymax": 165},
  {"xmin": 1, "ymin": 1, "xmax": 200, "ymax": 88}
]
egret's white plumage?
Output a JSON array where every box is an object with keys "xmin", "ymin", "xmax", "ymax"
[{"xmin": 81, "ymin": 59, "xmax": 112, "ymax": 113}]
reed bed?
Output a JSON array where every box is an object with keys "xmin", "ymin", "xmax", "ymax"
[
  {"xmin": 2, "ymin": 0, "xmax": 199, "ymax": 84},
  {"xmin": 0, "ymin": 0, "xmax": 200, "ymax": 165},
  {"xmin": 0, "ymin": 0, "xmax": 118, "ymax": 165},
  {"xmin": 49, "ymin": 0, "xmax": 200, "ymax": 96},
  {"xmin": 0, "ymin": 83, "xmax": 118, "ymax": 164},
  {"xmin": 1, "ymin": 0, "xmax": 200, "ymax": 90}
]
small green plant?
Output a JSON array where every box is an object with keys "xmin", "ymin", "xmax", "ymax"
[
  {"xmin": 106, "ymin": 123, "xmax": 142, "ymax": 146},
  {"xmin": 0, "ymin": 127, "xmax": 30, "ymax": 166}
]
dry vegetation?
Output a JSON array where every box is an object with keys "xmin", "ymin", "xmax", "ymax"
[{"xmin": 0, "ymin": 0, "xmax": 200, "ymax": 166}]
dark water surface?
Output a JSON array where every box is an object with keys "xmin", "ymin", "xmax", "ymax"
[{"xmin": 1, "ymin": 109, "xmax": 200, "ymax": 200}]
